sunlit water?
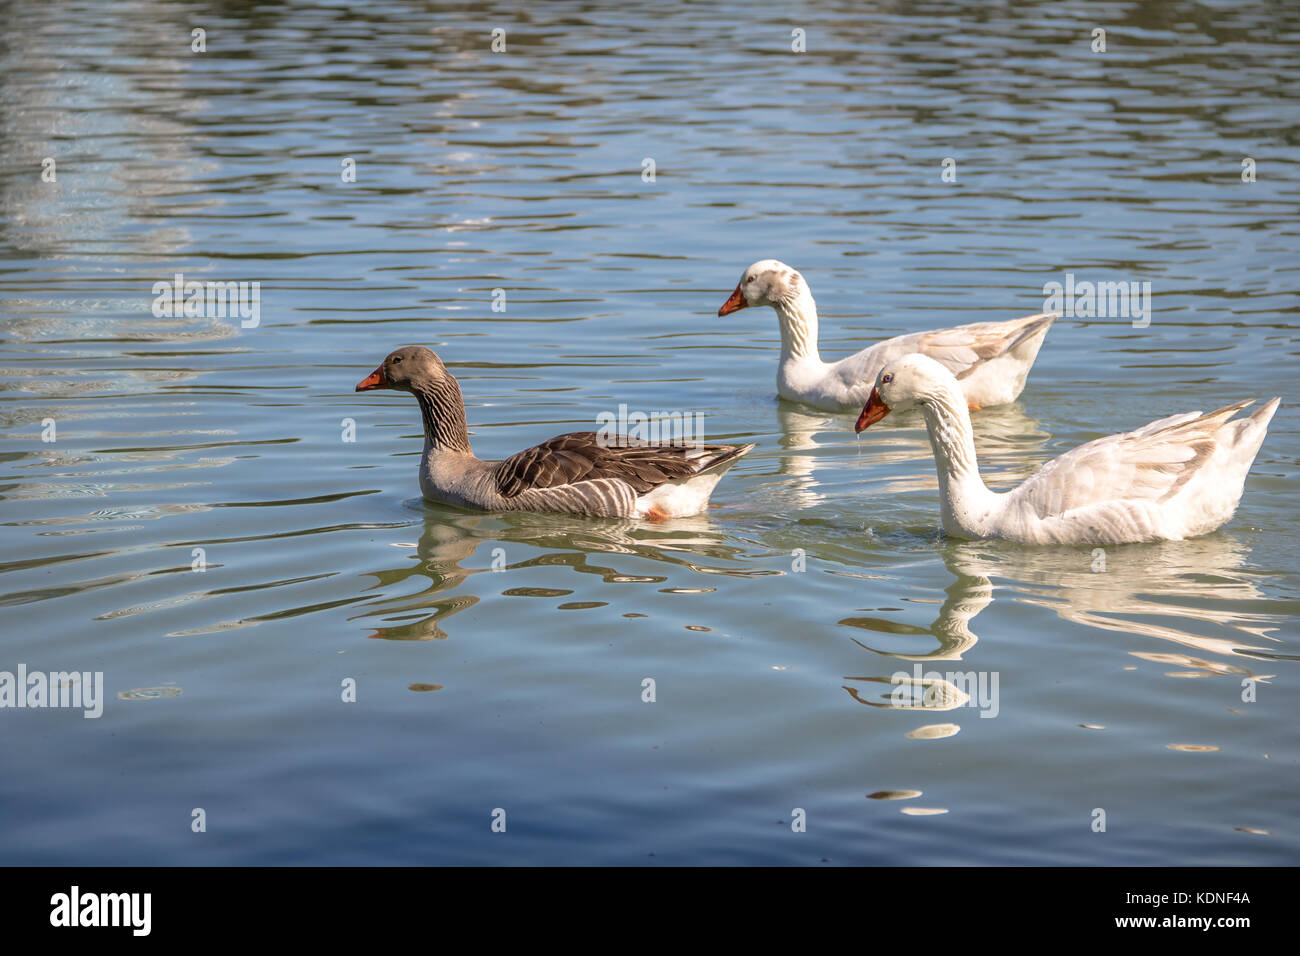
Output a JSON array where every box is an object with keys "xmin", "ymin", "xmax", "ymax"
[{"xmin": 1, "ymin": 1, "xmax": 1297, "ymax": 865}]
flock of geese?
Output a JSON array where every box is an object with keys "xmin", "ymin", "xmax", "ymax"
[{"xmin": 355, "ymin": 259, "xmax": 1279, "ymax": 546}]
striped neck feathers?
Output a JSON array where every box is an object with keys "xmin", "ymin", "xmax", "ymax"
[{"xmin": 411, "ymin": 377, "xmax": 472, "ymax": 454}]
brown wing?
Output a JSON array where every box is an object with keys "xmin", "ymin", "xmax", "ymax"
[{"xmin": 493, "ymin": 432, "xmax": 709, "ymax": 498}]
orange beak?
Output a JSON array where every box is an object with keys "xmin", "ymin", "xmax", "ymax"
[
  {"xmin": 717, "ymin": 285, "xmax": 747, "ymax": 316},
  {"xmin": 855, "ymin": 388, "xmax": 891, "ymax": 432},
  {"xmin": 355, "ymin": 366, "xmax": 387, "ymax": 391}
]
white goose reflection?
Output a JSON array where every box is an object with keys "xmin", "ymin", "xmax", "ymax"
[
  {"xmin": 732, "ymin": 404, "xmax": 841, "ymax": 515},
  {"xmin": 842, "ymin": 535, "xmax": 1288, "ymax": 703},
  {"xmin": 768, "ymin": 405, "xmax": 840, "ymax": 510},
  {"xmin": 840, "ymin": 552, "xmax": 990, "ymax": 663},
  {"xmin": 968, "ymin": 537, "xmax": 1285, "ymax": 668}
]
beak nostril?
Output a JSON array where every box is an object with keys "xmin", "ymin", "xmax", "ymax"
[
  {"xmin": 718, "ymin": 284, "xmax": 749, "ymax": 316},
  {"xmin": 355, "ymin": 367, "xmax": 387, "ymax": 392}
]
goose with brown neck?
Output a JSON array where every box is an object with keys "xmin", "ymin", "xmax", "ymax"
[
  {"xmin": 854, "ymin": 354, "xmax": 1280, "ymax": 545},
  {"xmin": 355, "ymin": 346, "xmax": 755, "ymax": 519},
  {"xmin": 718, "ymin": 259, "xmax": 1056, "ymax": 412}
]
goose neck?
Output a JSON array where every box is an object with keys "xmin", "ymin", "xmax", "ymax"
[
  {"xmin": 920, "ymin": 388, "xmax": 993, "ymax": 515},
  {"xmin": 773, "ymin": 287, "xmax": 821, "ymax": 363},
  {"xmin": 411, "ymin": 379, "xmax": 473, "ymax": 455}
]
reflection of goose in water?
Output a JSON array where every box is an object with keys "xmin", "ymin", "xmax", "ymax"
[
  {"xmin": 841, "ymin": 673, "xmax": 972, "ymax": 710},
  {"xmin": 352, "ymin": 512, "xmax": 485, "ymax": 642},
  {"xmin": 840, "ymin": 549, "xmax": 991, "ymax": 663},
  {"xmin": 842, "ymin": 536, "xmax": 1285, "ymax": 698},
  {"xmin": 350, "ymin": 504, "xmax": 776, "ymax": 641},
  {"xmin": 989, "ymin": 539, "xmax": 1287, "ymax": 670},
  {"xmin": 756, "ymin": 405, "xmax": 840, "ymax": 511}
]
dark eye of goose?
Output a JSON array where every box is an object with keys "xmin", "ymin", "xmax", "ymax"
[
  {"xmin": 882, "ymin": 373, "xmax": 893, "ymax": 384},
  {"xmin": 393, "ymin": 356, "xmax": 402, "ymax": 364},
  {"xmin": 746, "ymin": 276, "xmax": 754, "ymax": 284}
]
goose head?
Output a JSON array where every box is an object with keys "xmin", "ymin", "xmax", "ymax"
[
  {"xmin": 855, "ymin": 354, "xmax": 954, "ymax": 431},
  {"xmin": 718, "ymin": 259, "xmax": 806, "ymax": 315},
  {"xmin": 355, "ymin": 345, "xmax": 450, "ymax": 393}
]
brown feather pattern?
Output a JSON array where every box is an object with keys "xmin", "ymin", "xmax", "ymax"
[{"xmin": 494, "ymin": 432, "xmax": 731, "ymax": 498}]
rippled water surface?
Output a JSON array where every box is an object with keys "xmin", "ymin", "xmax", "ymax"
[{"xmin": 1, "ymin": 0, "xmax": 1297, "ymax": 865}]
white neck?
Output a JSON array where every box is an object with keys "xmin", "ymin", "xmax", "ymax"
[
  {"xmin": 918, "ymin": 384, "xmax": 999, "ymax": 536},
  {"xmin": 773, "ymin": 286, "xmax": 822, "ymax": 364}
]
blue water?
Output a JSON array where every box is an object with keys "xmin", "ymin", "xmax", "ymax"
[{"xmin": 0, "ymin": 0, "xmax": 1296, "ymax": 865}]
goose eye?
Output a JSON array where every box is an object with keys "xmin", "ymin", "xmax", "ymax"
[
  {"xmin": 746, "ymin": 276, "xmax": 754, "ymax": 284},
  {"xmin": 882, "ymin": 373, "xmax": 893, "ymax": 384},
  {"xmin": 393, "ymin": 356, "xmax": 402, "ymax": 365}
]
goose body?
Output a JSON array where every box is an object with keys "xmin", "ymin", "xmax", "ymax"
[
  {"xmin": 719, "ymin": 259, "xmax": 1055, "ymax": 411},
  {"xmin": 854, "ymin": 354, "xmax": 1279, "ymax": 545},
  {"xmin": 356, "ymin": 346, "xmax": 754, "ymax": 519}
]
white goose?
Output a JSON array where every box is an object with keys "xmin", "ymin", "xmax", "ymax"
[
  {"xmin": 356, "ymin": 346, "xmax": 754, "ymax": 519},
  {"xmin": 718, "ymin": 259, "xmax": 1055, "ymax": 411},
  {"xmin": 854, "ymin": 354, "xmax": 1279, "ymax": 545}
]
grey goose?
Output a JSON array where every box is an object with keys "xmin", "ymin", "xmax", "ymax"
[{"xmin": 355, "ymin": 346, "xmax": 755, "ymax": 519}]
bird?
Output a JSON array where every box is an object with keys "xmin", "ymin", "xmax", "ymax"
[
  {"xmin": 853, "ymin": 353, "xmax": 1279, "ymax": 545},
  {"xmin": 718, "ymin": 258, "xmax": 1055, "ymax": 412},
  {"xmin": 355, "ymin": 346, "xmax": 755, "ymax": 519}
]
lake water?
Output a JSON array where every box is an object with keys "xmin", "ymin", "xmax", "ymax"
[{"xmin": 1, "ymin": 0, "xmax": 1296, "ymax": 865}]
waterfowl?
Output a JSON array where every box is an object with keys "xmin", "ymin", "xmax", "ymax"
[
  {"xmin": 854, "ymin": 354, "xmax": 1279, "ymax": 545},
  {"xmin": 355, "ymin": 346, "xmax": 755, "ymax": 519},
  {"xmin": 718, "ymin": 259, "xmax": 1055, "ymax": 411}
]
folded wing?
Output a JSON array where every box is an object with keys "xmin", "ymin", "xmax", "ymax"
[
  {"xmin": 494, "ymin": 431, "xmax": 726, "ymax": 497},
  {"xmin": 1010, "ymin": 400, "xmax": 1256, "ymax": 518}
]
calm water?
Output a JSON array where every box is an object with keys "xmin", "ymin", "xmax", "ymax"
[{"xmin": 1, "ymin": 0, "xmax": 1297, "ymax": 865}]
